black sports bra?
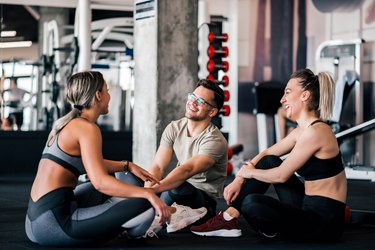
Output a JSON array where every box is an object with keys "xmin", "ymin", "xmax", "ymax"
[
  {"xmin": 296, "ymin": 120, "xmax": 344, "ymax": 180},
  {"xmin": 296, "ymin": 152, "xmax": 344, "ymax": 181}
]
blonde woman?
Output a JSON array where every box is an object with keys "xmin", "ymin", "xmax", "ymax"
[
  {"xmin": 192, "ymin": 68, "xmax": 347, "ymax": 242},
  {"xmin": 25, "ymin": 71, "xmax": 206, "ymax": 246}
]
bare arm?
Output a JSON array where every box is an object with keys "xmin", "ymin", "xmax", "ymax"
[
  {"xmin": 237, "ymin": 126, "xmax": 323, "ymax": 183},
  {"xmin": 224, "ymin": 127, "xmax": 303, "ymax": 204},
  {"xmin": 79, "ymin": 123, "xmax": 170, "ymax": 223},
  {"xmin": 79, "ymin": 124, "xmax": 149, "ymax": 198},
  {"xmin": 230, "ymin": 127, "xmax": 300, "ymax": 185},
  {"xmin": 152, "ymin": 154, "xmax": 215, "ymax": 193},
  {"xmin": 144, "ymin": 145, "xmax": 174, "ymax": 188}
]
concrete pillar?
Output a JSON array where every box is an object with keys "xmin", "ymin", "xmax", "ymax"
[
  {"xmin": 133, "ymin": 0, "xmax": 198, "ymax": 168},
  {"xmin": 77, "ymin": 0, "xmax": 92, "ymax": 71}
]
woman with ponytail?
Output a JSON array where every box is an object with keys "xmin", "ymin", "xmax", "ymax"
[
  {"xmin": 25, "ymin": 71, "xmax": 205, "ymax": 246},
  {"xmin": 192, "ymin": 68, "xmax": 347, "ymax": 242}
]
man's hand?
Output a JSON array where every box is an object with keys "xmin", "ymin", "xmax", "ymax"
[{"xmin": 129, "ymin": 162, "xmax": 160, "ymax": 185}]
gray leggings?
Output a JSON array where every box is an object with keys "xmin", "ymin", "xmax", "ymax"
[{"xmin": 25, "ymin": 171, "xmax": 154, "ymax": 246}]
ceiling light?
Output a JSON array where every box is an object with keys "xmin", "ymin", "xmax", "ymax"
[
  {"xmin": 0, "ymin": 41, "xmax": 32, "ymax": 48},
  {"xmin": 1, "ymin": 31, "xmax": 17, "ymax": 37}
]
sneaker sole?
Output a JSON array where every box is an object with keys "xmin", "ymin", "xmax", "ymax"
[
  {"xmin": 167, "ymin": 210, "xmax": 207, "ymax": 233},
  {"xmin": 191, "ymin": 229, "xmax": 242, "ymax": 237}
]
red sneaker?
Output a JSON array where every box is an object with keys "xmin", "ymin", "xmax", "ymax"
[{"xmin": 190, "ymin": 211, "xmax": 242, "ymax": 237}]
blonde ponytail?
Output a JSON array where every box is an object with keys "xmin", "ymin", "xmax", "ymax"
[
  {"xmin": 317, "ymin": 72, "xmax": 335, "ymax": 121},
  {"xmin": 47, "ymin": 71, "xmax": 105, "ymax": 141},
  {"xmin": 48, "ymin": 108, "xmax": 81, "ymax": 141}
]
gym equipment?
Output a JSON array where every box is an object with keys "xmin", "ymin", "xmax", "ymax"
[
  {"xmin": 227, "ymin": 144, "xmax": 245, "ymax": 161},
  {"xmin": 207, "ymin": 75, "xmax": 229, "ymax": 87},
  {"xmin": 252, "ymin": 81, "xmax": 285, "ymax": 152},
  {"xmin": 227, "ymin": 161, "xmax": 233, "ymax": 175},
  {"xmin": 220, "ymin": 105, "xmax": 231, "ymax": 116},
  {"xmin": 223, "ymin": 90, "xmax": 230, "ymax": 102},
  {"xmin": 227, "ymin": 144, "xmax": 244, "ymax": 175},
  {"xmin": 207, "ymin": 60, "xmax": 229, "ymax": 73},
  {"xmin": 38, "ymin": 20, "xmax": 64, "ymax": 131},
  {"xmin": 334, "ymin": 118, "xmax": 375, "ymax": 225},
  {"xmin": 229, "ymin": 144, "xmax": 244, "ymax": 157},
  {"xmin": 336, "ymin": 118, "xmax": 375, "ymax": 182},
  {"xmin": 208, "ymin": 32, "xmax": 228, "ymax": 42},
  {"xmin": 316, "ymin": 39, "xmax": 364, "ymax": 164},
  {"xmin": 207, "ymin": 45, "xmax": 229, "ymax": 58},
  {"xmin": 199, "ymin": 15, "xmax": 231, "ymax": 132},
  {"xmin": 228, "ymin": 148, "xmax": 233, "ymax": 160}
]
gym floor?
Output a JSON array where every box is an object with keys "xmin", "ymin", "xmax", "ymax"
[{"xmin": 1, "ymin": 174, "xmax": 375, "ymax": 250}]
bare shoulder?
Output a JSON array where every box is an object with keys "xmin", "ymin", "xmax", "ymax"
[
  {"xmin": 61, "ymin": 118, "xmax": 101, "ymax": 140},
  {"xmin": 301, "ymin": 122, "xmax": 336, "ymax": 147}
]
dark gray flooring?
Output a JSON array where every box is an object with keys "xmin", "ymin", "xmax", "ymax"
[{"xmin": 1, "ymin": 175, "xmax": 375, "ymax": 250}]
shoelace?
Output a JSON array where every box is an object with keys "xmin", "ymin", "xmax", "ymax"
[{"xmin": 144, "ymin": 230, "xmax": 159, "ymax": 238}]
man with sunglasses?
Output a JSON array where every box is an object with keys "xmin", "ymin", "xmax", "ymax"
[{"xmin": 144, "ymin": 79, "xmax": 228, "ymax": 235}]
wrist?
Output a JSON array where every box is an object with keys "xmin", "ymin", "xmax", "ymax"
[
  {"xmin": 122, "ymin": 160, "xmax": 130, "ymax": 172},
  {"xmin": 235, "ymin": 176, "xmax": 246, "ymax": 184},
  {"xmin": 247, "ymin": 161, "xmax": 255, "ymax": 167}
]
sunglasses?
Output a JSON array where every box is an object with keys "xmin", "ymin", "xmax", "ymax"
[{"xmin": 187, "ymin": 93, "xmax": 216, "ymax": 108}]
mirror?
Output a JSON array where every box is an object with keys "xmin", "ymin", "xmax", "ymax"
[{"xmin": 0, "ymin": 4, "xmax": 134, "ymax": 132}]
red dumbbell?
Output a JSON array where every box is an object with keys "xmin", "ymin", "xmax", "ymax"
[
  {"xmin": 224, "ymin": 90, "xmax": 230, "ymax": 101},
  {"xmin": 207, "ymin": 60, "xmax": 229, "ymax": 72},
  {"xmin": 228, "ymin": 147, "xmax": 233, "ymax": 160},
  {"xmin": 208, "ymin": 32, "xmax": 229, "ymax": 43},
  {"xmin": 219, "ymin": 104, "xmax": 231, "ymax": 116},
  {"xmin": 206, "ymin": 75, "xmax": 229, "ymax": 87},
  {"xmin": 207, "ymin": 45, "xmax": 229, "ymax": 58},
  {"xmin": 227, "ymin": 161, "xmax": 234, "ymax": 176}
]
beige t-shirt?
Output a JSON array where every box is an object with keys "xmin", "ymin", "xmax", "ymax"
[{"xmin": 160, "ymin": 117, "xmax": 228, "ymax": 199}]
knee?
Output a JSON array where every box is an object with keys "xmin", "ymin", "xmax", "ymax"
[
  {"xmin": 169, "ymin": 182, "xmax": 195, "ymax": 197},
  {"xmin": 256, "ymin": 155, "xmax": 282, "ymax": 170},
  {"xmin": 240, "ymin": 194, "xmax": 264, "ymax": 212},
  {"xmin": 115, "ymin": 171, "xmax": 143, "ymax": 187},
  {"xmin": 240, "ymin": 194, "xmax": 277, "ymax": 219},
  {"xmin": 159, "ymin": 184, "xmax": 195, "ymax": 205}
]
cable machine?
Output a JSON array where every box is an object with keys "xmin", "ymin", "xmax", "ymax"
[{"xmin": 315, "ymin": 39, "xmax": 365, "ymax": 167}]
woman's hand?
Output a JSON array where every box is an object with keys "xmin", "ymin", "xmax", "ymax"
[
  {"xmin": 236, "ymin": 161, "xmax": 255, "ymax": 179},
  {"xmin": 128, "ymin": 162, "xmax": 161, "ymax": 185},
  {"xmin": 147, "ymin": 192, "xmax": 171, "ymax": 225},
  {"xmin": 223, "ymin": 177, "xmax": 244, "ymax": 206}
]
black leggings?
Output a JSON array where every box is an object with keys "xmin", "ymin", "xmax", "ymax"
[
  {"xmin": 25, "ymin": 171, "xmax": 154, "ymax": 246},
  {"xmin": 232, "ymin": 155, "xmax": 346, "ymax": 242}
]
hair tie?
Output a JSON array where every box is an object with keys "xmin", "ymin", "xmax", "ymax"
[{"xmin": 73, "ymin": 104, "xmax": 83, "ymax": 110}]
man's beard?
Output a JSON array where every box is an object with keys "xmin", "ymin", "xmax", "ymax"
[{"xmin": 185, "ymin": 111, "xmax": 206, "ymax": 122}]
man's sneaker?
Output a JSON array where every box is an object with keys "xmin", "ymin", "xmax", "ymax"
[
  {"xmin": 143, "ymin": 216, "xmax": 163, "ymax": 238},
  {"xmin": 190, "ymin": 211, "xmax": 242, "ymax": 237},
  {"xmin": 166, "ymin": 203, "xmax": 207, "ymax": 233}
]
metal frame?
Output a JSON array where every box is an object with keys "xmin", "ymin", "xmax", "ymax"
[{"xmin": 315, "ymin": 39, "xmax": 364, "ymax": 164}]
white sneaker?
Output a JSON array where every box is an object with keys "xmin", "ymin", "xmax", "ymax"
[
  {"xmin": 143, "ymin": 215, "xmax": 163, "ymax": 238},
  {"xmin": 166, "ymin": 203, "xmax": 207, "ymax": 233}
]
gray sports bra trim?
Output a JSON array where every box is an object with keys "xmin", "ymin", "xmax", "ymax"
[{"xmin": 41, "ymin": 131, "xmax": 85, "ymax": 177}]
